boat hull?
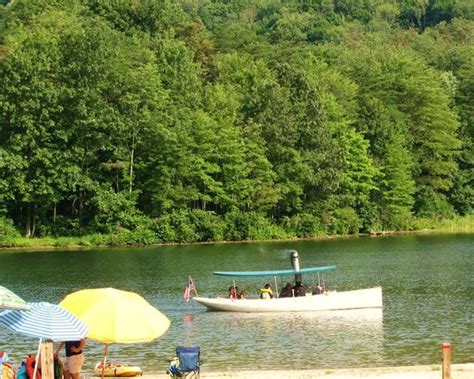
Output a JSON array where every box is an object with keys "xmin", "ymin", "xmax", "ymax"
[{"xmin": 193, "ymin": 287, "xmax": 382, "ymax": 312}]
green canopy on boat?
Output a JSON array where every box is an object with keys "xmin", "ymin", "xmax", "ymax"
[{"xmin": 213, "ymin": 265, "xmax": 337, "ymax": 277}]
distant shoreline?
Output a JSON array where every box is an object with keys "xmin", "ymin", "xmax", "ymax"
[{"xmin": 1, "ymin": 225, "xmax": 473, "ymax": 253}]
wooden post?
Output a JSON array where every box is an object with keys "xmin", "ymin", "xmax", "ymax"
[
  {"xmin": 40, "ymin": 341, "xmax": 54, "ymax": 379},
  {"xmin": 441, "ymin": 342, "xmax": 452, "ymax": 379}
]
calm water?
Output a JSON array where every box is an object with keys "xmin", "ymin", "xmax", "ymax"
[{"xmin": 0, "ymin": 233, "xmax": 472, "ymax": 373}]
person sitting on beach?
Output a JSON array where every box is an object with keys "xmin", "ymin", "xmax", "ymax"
[
  {"xmin": 260, "ymin": 283, "xmax": 274, "ymax": 299},
  {"xmin": 279, "ymin": 282, "xmax": 293, "ymax": 298},
  {"xmin": 312, "ymin": 283, "xmax": 324, "ymax": 295},
  {"xmin": 293, "ymin": 281, "xmax": 306, "ymax": 297}
]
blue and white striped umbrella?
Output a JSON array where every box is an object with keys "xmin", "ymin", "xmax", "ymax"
[{"xmin": 0, "ymin": 302, "xmax": 88, "ymax": 342}]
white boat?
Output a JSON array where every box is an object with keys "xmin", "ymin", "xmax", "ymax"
[{"xmin": 193, "ymin": 251, "xmax": 383, "ymax": 313}]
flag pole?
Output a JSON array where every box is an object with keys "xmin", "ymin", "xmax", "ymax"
[{"xmin": 190, "ymin": 276, "xmax": 198, "ymax": 297}]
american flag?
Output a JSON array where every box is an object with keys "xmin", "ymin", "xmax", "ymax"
[{"xmin": 183, "ymin": 277, "xmax": 195, "ymax": 302}]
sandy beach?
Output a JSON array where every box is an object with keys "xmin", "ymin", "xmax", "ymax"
[{"xmin": 123, "ymin": 364, "xmax": 474, "ymax": 378}]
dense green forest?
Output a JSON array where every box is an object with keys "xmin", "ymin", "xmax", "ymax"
[{"xmin": 0, "ymin": 0, "xmax": 473, "ymax": 246}]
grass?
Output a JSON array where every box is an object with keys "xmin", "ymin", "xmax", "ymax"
[
  {"xmin": 433, "ymin": 214, "xmax": 474, "ymax": 232},
  {"xmin": 413, "ymin": 215, "xmax": 474, "ymax": 233}
]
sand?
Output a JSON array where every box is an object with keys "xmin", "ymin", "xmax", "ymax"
[{"xmin": 112, "ymin": 363, "xmax": 474, "ymax": 378}]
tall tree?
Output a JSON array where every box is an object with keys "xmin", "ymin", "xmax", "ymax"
[{"xmin": 0, "ymin": 14, "xmax": 78, "ymax": 235}]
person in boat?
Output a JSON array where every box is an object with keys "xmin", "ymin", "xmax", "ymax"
[
  {"xmin": 279, "ymin": 282, "xmax": 293, "ymax": 298},
  {"xmin": 228, "ymin": 286, "xmax": 238, "ymax": 299},
  {"xmin": 260, "ymin": 283, "xmax": 274, "ymax": 299},
  {"xmin": 312, "ymin": 283, "xmax": 324, "ymax": 295},
  {"xmin": 292, "ymin": 281, "xmax": 306, "ymax": 297},
  {"xmin": 235, "ymin": 287, "xmax": 245, "ymax": 299}
]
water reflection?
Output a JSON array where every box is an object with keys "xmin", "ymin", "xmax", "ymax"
[{"xmin": 170, "ymin": 309, "xmax": 384, "ymax": 370}]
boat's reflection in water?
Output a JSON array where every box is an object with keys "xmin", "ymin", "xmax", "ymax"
[{"xmin": 180, "ymin": 309, "xmax": 384, "ymax": 370}]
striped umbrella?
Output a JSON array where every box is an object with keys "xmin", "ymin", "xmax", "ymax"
[
  {"xmin": 0, "ymin": 302, "xmax": 88, "ymax": 341},
  {"xmin": 0, "ymin": 286, "xmax": 30, "ymax": 311}
]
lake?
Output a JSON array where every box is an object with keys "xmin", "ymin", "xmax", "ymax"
[{"xmin": 0, "ymin": 233, "xmax": 472, "ymax": 372}]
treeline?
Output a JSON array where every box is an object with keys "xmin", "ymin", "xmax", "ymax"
[{"xmin": 0, "ymin": 0, "xmax": 472, "ymax": 245}]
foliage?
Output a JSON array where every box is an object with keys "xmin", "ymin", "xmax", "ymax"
[
  {"xmin": 0, "ymin": 0, "xmax": 472, "ymax": 247},
  {"xmin": 0, "ymin": 216, "xmax": 21, "ymax": 246},
  {"xmin": 223, "ymin": 211, "xmax": 286, "ymax": 241},
  {"xmin": 91, "ymin": 190, "xmax": 150, "ymax": 233},
  {"xmin": 281, "ymin": 213, "xmax": 325, "ymax": 238},
  {"xmin": 328, "ymin": 207, "xmax": 362, "ymax": 235}
]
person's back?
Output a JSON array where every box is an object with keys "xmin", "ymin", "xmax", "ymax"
[
  {"xmin": 260, "ymin": 291, "xmax": 271, "ymax": 299},
  {"xmin": 293, "ymin": 282, "xmax": 306, "ymax": 297},
  {"xmin": 260, "ymin": 283, "xmax": 273, "ymax": 299},
  {"xmin": 279, "ymin": 283, "xmax": 293, "ymax": 298},
  {"xmin": 312, "ymin": 283, "xmax": 324, "ymax": 295}
]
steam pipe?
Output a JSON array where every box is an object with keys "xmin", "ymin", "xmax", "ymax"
[{"xmin": 290, "ymin": 250, "xmax": 302, "ymax": 283}]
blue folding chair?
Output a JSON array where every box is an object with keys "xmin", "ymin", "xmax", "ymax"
[{"xmin": 167, "ymin": 346, "xmax": 201, "ymax": 378}]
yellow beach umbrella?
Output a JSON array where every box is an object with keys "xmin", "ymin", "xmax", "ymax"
[
  {"xmin": 59, "ymin": 288, "xmax": 170, "ymax": 377},
  {"xmin": 60, "ymin": 288, "xmax": 170, "ymax": 343}
]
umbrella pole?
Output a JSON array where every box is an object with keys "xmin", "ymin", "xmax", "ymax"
[
  {"xmin": 33, "ymin": 338, "xmax": 42, "ymax": 379},
  {"xmin": 101, "ymin": 344, "xmax": 109, "ymax": 379}
]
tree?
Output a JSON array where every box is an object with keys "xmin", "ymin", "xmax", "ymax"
[
  {"xmin": 336, "ymin": 44, "xmax": 461, "ymax": 217},
  {"xmin": 0, "ymin": 14, "xmax": 79, "ymax": 236}
]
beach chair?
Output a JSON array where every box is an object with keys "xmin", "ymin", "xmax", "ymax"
[{"xmin": 167, "ymin": 346, "xmax": 201, "ymax": 378}]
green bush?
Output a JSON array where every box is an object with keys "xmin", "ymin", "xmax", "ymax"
[
  {"xmin": 223, "ymin": 211, "xmax": 286, "ymax": 240},
  {"xmin": 148, "ymin": 215, "xmax": 177, "ymax": 243},
  {"xmin": 38, "ymin": 216, "xmax": 81, "ymax": 237},
  {"xmin": 283, "ymin": 213, "xmax": 324, "ymax": 238},
  {"xmin": 127, "ymin": 227, "xmax": 159, "ymax": 245},
  {"xmin": 0, "ymin": 217, "xmax": 22, "ymax": 246},
  {"xmin": 91, "ymin": 189, "xmax": 151, "ymax": 233},
  {"xmin": 0, "ymin": 217, "xmax": 21, "ymax": 238},
  {"xmin": 224, "ymin": 211, "xmax": 257, "ymax": 240},
  {"xmin": 87, "ymin": 233, "xmax": 113, "ymax": 246},
  {"xmin": 168, "ymin": 210, "xmax": 199, "ymax": 242},
  {"xmin": 414, "ymin": 187, "xmax": 456, "ymax": 219},
  {"xmin": 359, "ymin": 203, "xmax": 382, "ymax": 233},
  {"xmin": 149, "ymin": 210, "xmax": 226, "ymax": 243},
  {"xmin": 385, "ymin": 212, "xmax": 416, "ymax": 231},
  {"xmin": 188, "ymin": 209, "xmax": 225, "ymax": 242},
  {"xmin": 328, "ymin": 208, "xmax": 362, "ymax": 235}
]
